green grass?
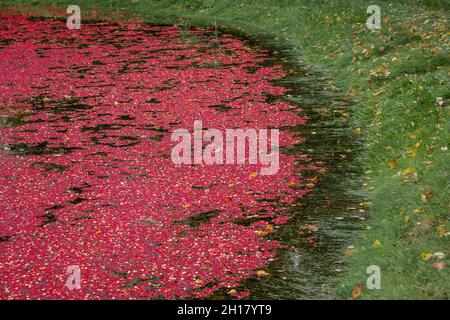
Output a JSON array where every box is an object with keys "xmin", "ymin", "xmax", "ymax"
[{"xmin": 1, "ymin": 0, "xmax": 449, "ymax": 299}]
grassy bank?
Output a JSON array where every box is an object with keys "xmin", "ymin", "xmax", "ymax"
[{"xmin": 1, "ymin": 0, "xmax": 449, "ymax": 299}]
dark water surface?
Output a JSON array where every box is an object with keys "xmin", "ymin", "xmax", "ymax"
[{"xmin": 219, "ymin": 35, "xmax": 366, "ymax": 299}]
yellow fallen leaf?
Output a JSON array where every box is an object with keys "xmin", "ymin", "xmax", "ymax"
[
  {"xmin": 409, "ymin": 142, "xmax": 421, "ymax": 157},
  {"xmin": 249, "ymin": 172, "xmax": 258, "ymax": 178},
  {"xmin": 255, "ymin": 270, "xmax": 269, "ymax": 277},
  {"xmin": 354, "ymin": 127, "xmax": 361, "ymax": 135},
  {"xmin": 227, "ymin": 289, "xmax": 237, "ymax": 295},
  {"xmin": 387, "ymin": 161, "xmax": 397, "ymax": 169},
  {"xmin": 402, "ymin": 167, "xmax": 415, "ymax": 175},
  {"xmin": 436, "ymin": 225, "xmax": 447, "ymax": 237},
  {"xmin": 420, "ymin": 252, "xmax": 433, "ymax": 261},
  {"xmin": 373, "ymin": 240, "xmax": 382, "ymax": 247}
]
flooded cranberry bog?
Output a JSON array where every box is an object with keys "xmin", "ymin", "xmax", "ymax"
[{"xmin": 0, "ymin": 12, "xmax": 364, "ymax": 299}]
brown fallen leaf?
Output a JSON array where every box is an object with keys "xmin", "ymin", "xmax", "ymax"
[
  {"xmin": 352, "ymin": 283, "xmax": 363, "ymax": 299},
  {"xmin": 421, "ymin": 192, "xmax": 433, "ymax": 202}
]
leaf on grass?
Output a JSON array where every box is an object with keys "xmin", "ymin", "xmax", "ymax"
[
  {"xmin": 345, "ymin": 246, "xmax": 358, "ymax": 256},
  {"xmin": 420, "ymin": 252, "xmax": 433, "ymax": 261},
  {"xmin": 387, "ymin": 161, "xmax": 397, "ymax": 169},
  {"xmin": 421, "ymin": 192, "xmax": 433, "ymax": 203},
  {"xmin": 432, "ymin": 262, "xmax": 446, "ymax": 271},
  {"xmin": 401, "ymin": 167, "xmax": 415, "ymax": 175},
  {"xmin": 436, "ymin": 225, "xmax": 447, "ymax": 237},
  {"xmin": 408, "ymin": 142, "xmax": 421, "ymax": 157},
  {"xmin": 373, "ymin": 240, "xmax": 382, "ymax": 247},
  {"xmin": 351, "ymin": 283, "xmax": 363, "ymax": 299},
  {"xmin": 433, "ymin": 252, "xmax": 446, "ymax": 259}
]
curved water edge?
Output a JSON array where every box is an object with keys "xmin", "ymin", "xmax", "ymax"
[{"xmin": 206, "ymin": 30, "xmax": 367, "ymax": 299}]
